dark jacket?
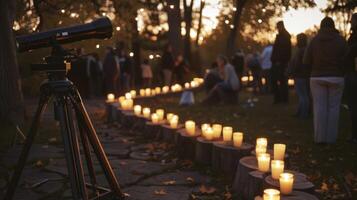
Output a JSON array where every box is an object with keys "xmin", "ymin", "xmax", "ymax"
[
  {"xmin": 345, "ymin": 31, "xmax": 357, "ymax": 74},
  {"xmin": 289, "ymin": 47, "xmax": 311, "ymax": 78},
  {"xmin": 303, "ymin": 28, "xmax": 348, "ymax": 77},
  {"xmin": 271, "ymin": 29, "xmax": 292, "ymax": 64},
  {"xmin": 161, "ymin": 51, "xmax": 174, "ymax": 70}
]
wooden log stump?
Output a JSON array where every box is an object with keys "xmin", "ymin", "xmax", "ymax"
[
  {"xmin": 121, "ymin": 111, "xmax": 136, "ymax": 129},
  {"xmin": 281, "ymin": 191, "xmax": 319, "ymax": 200},
  {"xmin": 232, "ymin": 156, "xmax": 258, "ymax": 195},
  {"xmin": 144, "ymin": 121, "xmax": 165, "ymax": 140},
  {"xmin": 244, "ymin": 170, "xmax": 268, "ymax": 200},
  {"xmin": 195, "ymin": 137, "xmax": 215, "ymax": 165},
  {"xmin": 106, "ymin": 102, "xmax": 118, "ymax": 122},
  {"xmin": 263, "ymin": 170, "xmax": 315, "ymax": 194},
  {"xmin": 132, "ymin": 115, "xmax": 148, "ymax": 134},
  {"xmin": 161, "ymin": 124, "xmax": 183, "ymax": 144},
  {"xmin": 211, "ymin": 141, "xmax": 254, "ymax": 175},
  {"xmin": 176, "ymin": 129, "xmax": 201, "ymax": 160},
  {"xmin": 116, "ymin": 107, "xmax": 124, "ymax": 124}
]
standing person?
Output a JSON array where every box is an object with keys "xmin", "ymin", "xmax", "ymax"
[
  {"xmin": 117, "ymin": 48, "xmax": 132, "ymax": 93},
  {"xmin": 231, "ymin": 49, "xmax": 245, "ymax": 86},
  {"xmin": 289, "ymin": 33, "xmax": 311, "ymax": 119},
  {"xmin": 173, "ymin": 54, "xmax": 189, "ymax": 85},
  {"xmin": 141, "ymin": 59, "xmax": 153, "ymax": 88},
  {"xmin": 103, "ymin": 47, "xmax": 120, "ymax": 95},
  {"xmin": 271, "ymin": 21, "xmax": 292, "ymax": 103},
  {"xmin": 247, "ymin": 53, "xmax": 262, "ymax": 93},
  {"xmin": 69, "ymin": 48, "xmax": 89, "ymax": 98},
  {"xmin": 87, "ymin": 53, "xmax": 103, "ymax": 97},
  {"xmin": 345, "ymin": 13, "xmax": 357, "ymax": 143},
  {"xmin": 260, "ymin": 44, "xmax": 273, "ymax": 93},
  {"xmin": 161, "ymin": 44, "xmax": 175, "ymax": 85},
  {"xmin": 303, "ymin": 17, "xmax": 348, "ymax": 144}
]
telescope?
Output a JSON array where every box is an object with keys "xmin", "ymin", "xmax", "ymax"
[{"xmin": 16, "ymin": 17, "xmax": 112, "ymax": 52}]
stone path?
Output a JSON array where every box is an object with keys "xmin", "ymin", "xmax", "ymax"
[{"xmin": 0, "ymin": 99, "xmax": 230, "ymax": 200}]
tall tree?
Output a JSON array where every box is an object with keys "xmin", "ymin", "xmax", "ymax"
[
  {"xmin": 166, "ymin": 0, "xmax": 182, "ymax": 55},
  {"xmin": 183, "ymin": 0, "xmax": 194, "ymax": 61},
  {"xmin": 195, "ymin": 0, "xmax": 205, "ymax": 47},
  {"xmin": 0, "ymin": 1, "xmax": 24, "ymax": 126}
]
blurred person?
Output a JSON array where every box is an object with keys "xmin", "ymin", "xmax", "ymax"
[
  {"xmin": 231, "ymin": 49, "xmax": 245, "ymax": 86},
  {"xmin": 345, "ymin": 13, "xmax": 357, "ymax": 143},
  {"xmin": 161, "ymin": 44, "xmax": 175, "ymax": 85},
  {"xmin": 202, "ymin": 55, "xmax": 239, "ymax": 105},
  {"xmin": 68, "ymin": 48, "xmax": 89, "ymax": 98},
  {"xmin": 247, "ymin": 53, "xmax": 262, "ymax": 93},
  {"xmin": 116, "ymin": 45, "xmax": 132, "ymax": 93},
  {"xmin": 87, "ymin": 53, "xmax": 103, "ymax": 97},
  {"xmin": 173, "ymin": 54, "xmax": 189, "ymax": 85},
  {"xmin": 289, "ymin": 33, "xmax": 311, "ymax": 119},
  {"xmin": 204, "ymin": 62, "xmax": 220, "ymax": 93},
  {"xmin": 103, "ymin": 47, "xmax": 120, "ymax": 95},
  {"xmin": 260, "ymin": 44, "xmax": 273, "ymax": 93},
  {"xmin": 141, "ymin": 59, "xmax": 153, "ymax": 88},
  {"xmin": 271, "ymin": 21, "xmax": 292, "ymax": 103},
  {"xmin": 304, "ymin": 17, "xmax": 348, "ymax": 144}
]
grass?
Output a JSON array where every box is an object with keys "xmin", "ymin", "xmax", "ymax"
[{"xmin": 135, "ymin": 89, "xmax": 357, "ymax": 199}]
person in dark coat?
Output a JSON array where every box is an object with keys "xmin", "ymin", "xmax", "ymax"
[
  {"xmin": 231, "ymin": 49, "xmax": 245, "ymax": 85},
  {"xmin": 173, "ymin": 54, "xmax": 189, "ymax": 85},
  {"xmin": 271, "ymin": 21, "xmax": 292, "ymax": 103},
  {"xmin": 303, "ymin": 17, "xmax": 348, "ymax": 144},
  {"xmin": 68, "ymin": 48, "xmax": 89, "ymax": 98},
  {"xmin": 345, "ymin": 13, "xmax": 357, "ymax": 143},
  {"xmin": 161, "ymin": 45, "xmax": 175, "ymax": 85},
  {"xmin": 103, "ymin": 47, "xmax": 119, "ymax": 95},
  {"xmin": 289, "ymin": 33, "xmax": 311, "ymax": 118}
]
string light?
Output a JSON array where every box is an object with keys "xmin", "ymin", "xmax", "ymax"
[
  {"xmin": 61, "ymin": 9, "xmax": 65, "ymax": 14},
  {"xmin": 169, "ymin": 5, "xmax": 174, "ymax": 9},
  {"xmin": 149, "ymin": 54, "xmax": 154, "ymax": 59},
  {"xmin": 258, "ymin": 19, "xmax": 263, "ymax": 23},
  {"xmin": 233, "ymin": 7, "xmax": 237, "ymax": 11},
  {"xmin": 129, "ymin": 52, "xmax": 134, "ymax": 57},
  {"xmin": 96, "ymin": 44, "xmax": 100, "ymax": 49},
  {"xmin": 116, "ymin": 26, "xmax": 121, "ymax": 31},
  {"xmin": 225, "ymin": 20, "xmax": 229, "ymax": 24},
  {"xmin": 230, "ymin": 24, "xmax": 234, "ymax": 29}
]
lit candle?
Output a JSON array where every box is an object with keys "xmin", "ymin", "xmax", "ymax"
[
  {"xmin": 201, "ymin": 123, "xmax": 210, "ymax": 137},
  {"xmin": 271, "ymin": 160, "xmax": 284, "ymax": 180},
  {"xmin": 118, "ymin": 96, "xmax": 125, "ymax": 105},
  {"xmin": 156, "ymin": 109, "xmax": 164, "ymax": 121},
  {"xmin": 185, "ymin": 120, "xmax": 196, "ymax": 136},
  {"xmin": 151, "ymin": 113, "xmax": 159, "ymax": 124},
  {"xmin": 130, "ymin": 90, "xmax": 136, "ymax": 98},
  {"xmin": 134, "ymin": 105, "xmax": 141, "ymax": 116},
  {"xmin": 184, "ymin": 82, "xmax": 190, "ymax": 89},
  {"xmin": 166, "ymin": 113, "xmax": 174, "ymax": 121},
  {"xmin": 223, "ymin": 126, "xmax": 233, "ymax": 142},
  {"xmin": 145, "ymin": 88, "xmax": 151, "ymax": 96},
  {"xmin": 151, "ymin": 89, "xmax": 156, "ymax": 96},
  {"xmin": 205, "ymin": 127, "xmax": 214, "ymax": 141},
  {"xmin": 126, "ymin": 99, "xmax": 133, "ymax": 110},
  {"xmin": 171, "ymin": 85, "xmax": 176, "ymax": 92},
  {"xmin": 190, "ymin": 81, "xmax": 198, "ymax": 88},
  {"xmin": 107, "ymin": 93, "xmax": 115, "ymax": 102},
  {"xmin": 125, "ymin": 92, "xmax": 132, "ymax": 99},
  {"xmin": 212, "ymin": 124, "xmax": 222, "ymax": 139},
  {"xmin": 162, "ymin": 86, "xmax": 169, "ymax": 93},
  {"xmin": 263, "ymin": 189, "xmax": 280, "ymax": 200},
  {"xmin": 257, "ymin": 138, "xmax": 268, "ymax": 147},
  {"xmin": 233, "ymin": 132, "xmax": 243, "ymax": 148},
  {"xmin": 257, "ymin": 153, "xmax": 270, "ymax": 172},
  {"xmin": 169, "ymin": 115, "xmax": 179, "ymax": 128},
  {"xmin": 256, "ymin": 145, "xmax": 267, "ymax": 157},
  {"xmin": 279, "ymin": 173, "xmax": 294, "ymax": 195},
  {"xmin": 155, "ymin": 87, "xmax": 161, "ymax": 94},
  {"xmin": 140, "ymin": 89, "xmax": 145, "ymax": 96},
  {"xmin": 143, "ymin": 107, "xmax": 151, "ymax": 119},
  {"xmin": 274, "ymin": 144, "xmax": 286, "ymax": 161}
]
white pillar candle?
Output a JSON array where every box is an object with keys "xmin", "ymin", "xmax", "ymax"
[
  {"xmin": 184, "ymin": 82, "xmax": 190, "ymax": 89},
  {"xmin": 139, "ymin": 89, "xmax": 145, "ymax": 96},
  {"xmin": 145, "ymin": 88, "xmax": 151, "ymax": 96},
  {"xmin": 125, "ymin": 92, "xmax": 132, "ymax": 99},
  {"xmin": 134, "ymin": 105, "xmax": 141, "ymax": 116},
  {"xmin": 162, "ymin": 86, "xmax": 169, "ymax": 93},
  {"xmin": 107, "ymin": 93, "xmax": 115, "ymax": 102},
  {"xmin": 156, "ymin": 109, "xmax": 164, "ymax": 121},
  {"xmin": 171, "ymin": 85, "xmax": 176, "ymax": 92},
  {"xmin": 126, "ymin": 99, "xmax": 133, "ymax": 110},
  {"xmin": 130, "ymin": 90, "xmax": 136, "ymax": 98},
  {"xmin": 190, "ymin": 81, "xmax": 197, "ymax": 88},
  {"xmin": 169, "ymin": 115, "xmax": 179, "ymax": 128},
  {"xmin": 151, "ymin": 113, "xmax": 159, "ymax": 124},
  {"xmin": 274, "ymin": 144, "xmax": 286, "ymax": 161},
  {"xmin": 166, "ymin": 113, "xmax": 174, "ymax": 121},
  {"xmin": 279, "ymin": 173, "xmax": 294, "ymax": 195},
  {"xmin": 204, "ymin": 127, "xmax": 214, "ymax": 141},
  {"xmin": 256, "ymin": 145, "xmax": 267, "ymax": 157},
  {"xmin": 233, "ymin": 132, "xmax": 243, "ymax": 148},
  {"xmin": 143, "ymin": 107, "xmax": 151, "ymax": 118},
  {"xmin": 271, "ymin": 160, "xmax": 284, "ymax": 180},
  {"xmin": 118, "ymin": 96, "xmax": 125, "ymax": 105},
  {"xmin": 212, "ymin": 124, "xmax": 222, "ymax": 139},
  {"xmin": 257, "ymin": 137, "xmax": 268, "ymax": 147},
  {"xmin": 223, "ymin": 126, "xmax": 233, "ymax": 142},
  {"xmin": 185, "ymin": 120, "xmax": 196, "ymax": 136},
  {"xmin": 257, "ymin": 153, "xmax": 270, "ymax": 172},
  {"xmin": 201, "ymin": 123, "xmax": 210, "ymax": 137},
  {"xmin": 151, "ymin": 89, "xmax": 157, "ymax": 96},
  {"xmin": 263, "ymin": 189, "xmax": 280, "ymax": 200},
  {"xmin": 155, "ymin": 87, "xmax": 161, "ymax": 94}
]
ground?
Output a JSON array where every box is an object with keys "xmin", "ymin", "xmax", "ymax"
[{"xmin": 0, "ymin": 89, "xmax": 356, "ymax": 199}]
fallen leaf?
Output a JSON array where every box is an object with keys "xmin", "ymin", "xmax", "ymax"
[
  {"xmin": 321, "ymin": 182, "xmax": 329, "ymax": 192},
  {"xmin": 186, "ymin": 177, "xmax": 195, "ymax": 183},
  {"xmin": 154, "ymin": 189, "xmax": 167, "ymax": 195},
  {"xmin": 345, "ymin": 172, "xmax": 355, "ymax": 185},
  {"xmin": 199, "ymin": 185, "xmax": 216, "ymax": 194},
  {"xmin": 35, "ymin": 160, "xmax": 44, "ymax": 168},
  {"xmin": 162, "ymin": 180, "xmax": 176, "ymax": 185},
  {"xmin": 120, "ymin": 161, "xmax": 127, "ymax": 165}
]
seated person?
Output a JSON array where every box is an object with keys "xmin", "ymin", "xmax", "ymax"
[{"xmin": 202, "ymin": 55, "xmax": 240, "ymax": 104}]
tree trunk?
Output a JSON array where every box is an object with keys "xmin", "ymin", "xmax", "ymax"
[
  {"xmin": 226, "ymin": 0, "xmax": 247, "ymax": 57},
  {"xmin": 195, "ymin": 0, "xmax": 205, "ymax": 47},
  {"xmin": 166, "ymin": 0, "xmax": 182, "ymax": 56},
  {"xmin": 131, "ymin": 16, "xmax": 141, "ymax": 87},
  {"xmin": 0, "ymin": 0, "xmax": 24, "ymax": 126},
  {"xmin": 183, "ymin": 0, "xmax": 194, "ymax": 62}
]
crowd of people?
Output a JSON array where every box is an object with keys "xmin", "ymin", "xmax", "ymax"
[{"xmin": 203, "ymin": 14, "xmax": 357, "ymax": 145}]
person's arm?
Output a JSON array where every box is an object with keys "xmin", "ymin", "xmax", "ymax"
[{"xmin": 303, "ymin": 39, "xmax": 313, "ymax": 66}]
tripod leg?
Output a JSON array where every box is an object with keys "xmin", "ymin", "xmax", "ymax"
[
  {"xmin": 4, "ymin": 93, "xmax": 50, "ymax": 200},
  {"xmin": 57, "ymin": 97, "xmax": 88, "ymax": 200},
  {"xmin": 69, "ymin": 91, "xmax": 124, "ymax": 199},
  {"xmin": 77, "ymin": 121, "xmax": 99, "ymax": 196}
]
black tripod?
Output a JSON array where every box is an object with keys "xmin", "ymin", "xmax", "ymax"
[{"xmin": 4, "ymin": 46, "xmax": 125, "ymax": 200}]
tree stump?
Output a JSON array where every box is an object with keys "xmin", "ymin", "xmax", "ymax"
[
  {"xmin": 281, "ymin": 191, "xmax": 319, "ymax": 200},
  {"xmin": 106, "ymin": 102, "xmax": 118, "ymax": 122},
  {"xmin": 132, "ymin": 115, "xmax": 148, "ymax": 134},
  {"xmin": 232, "ymin": 156, "xmax": 258, "ymax": 195},
  {"xmin": 121, "ymin": 111, "xmax": 136, "ymax": 129},
  {"xmin": 161, "ymin": 124, "xmax": 183, "ymax": 144},
  {"xmin": 244, "ymin": 170, "xmax": 268, "ymax": 200},
  {"xmin": 195, "ymin": 137, "xmax": 215, "ymax": 165},
  {"xmin": 264, "ymin": 170, "xmax": 315, "ymax": 194},
  {"xmin": 116, "ymin": 107, "xmax": 124, "ymax": 124},
  {"xmin": 176, "ymin": 129, "xmax": 201, "ymax": 160},
  {"xmin": 144, "ymin": 121, "xmax": 165, "ymax": 140},
  {"xmin": 211, "ymin": 141, "xmax": 254, "ymax": 175}
]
